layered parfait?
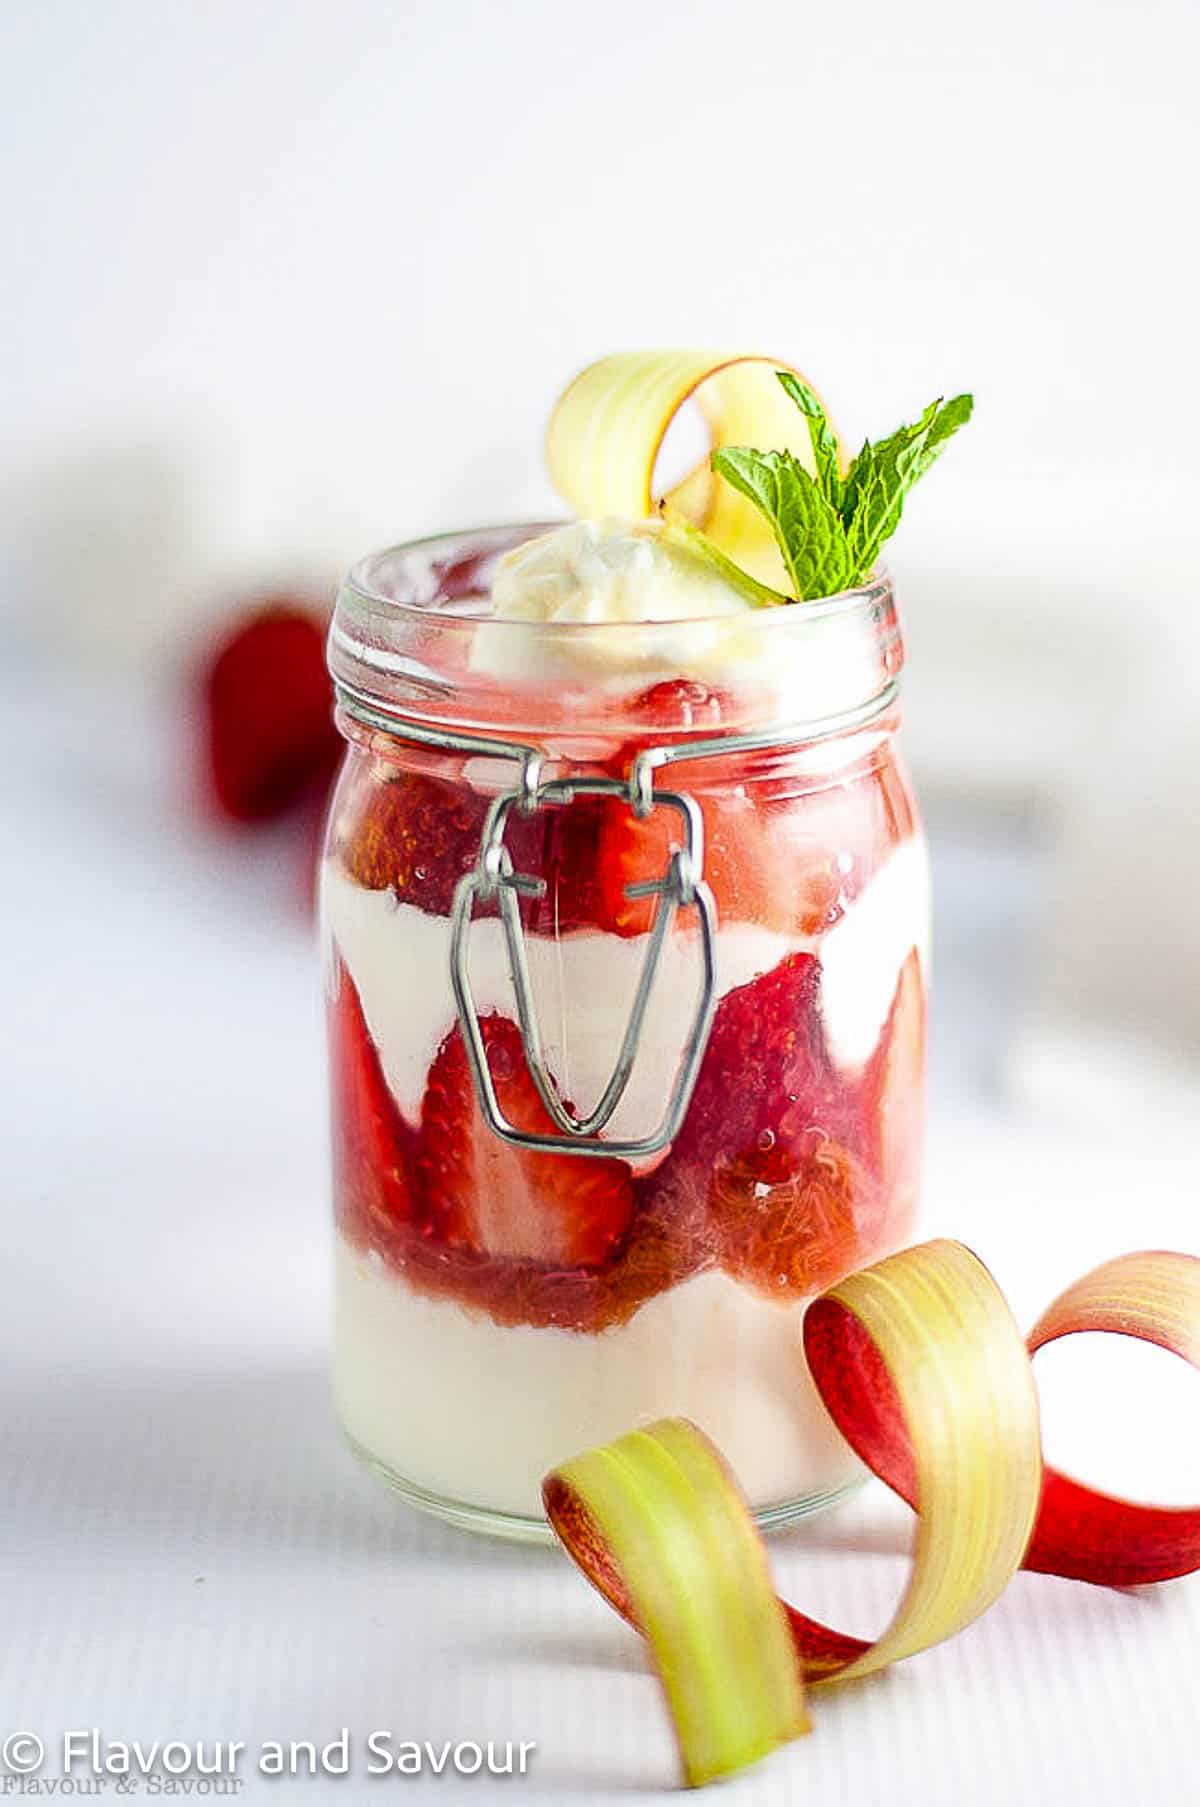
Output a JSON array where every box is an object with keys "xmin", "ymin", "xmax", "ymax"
[{"xmin": 321, "ymin": 353, "xmax": 970, "ymax": 1531}]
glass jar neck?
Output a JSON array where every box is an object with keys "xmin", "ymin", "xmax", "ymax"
[{"xmin": 328, "ymin": 523, "xmax": 904, "ymax": 751}]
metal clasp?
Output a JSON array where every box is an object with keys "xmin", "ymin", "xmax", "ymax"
[{"xmin": 449, "ymin": 770, "xmax": 717, "ymax": 1161}]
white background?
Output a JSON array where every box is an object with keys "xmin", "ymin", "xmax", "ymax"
[
  {"xmin": 3, "ymin": 0, "xmax": 1198, "ymax": 627},
  {"xmin": 3, "ymin": 4, "xmax": 1200, "ymax": 1801}
]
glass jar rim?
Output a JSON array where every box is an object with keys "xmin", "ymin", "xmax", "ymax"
[
  {"xmin": 328, "ymin": 521, "xmax": 904, "ymax": 746},
  {"xmin": 342, "ymin": 520, "xmax": 892, "ymax": 630}
]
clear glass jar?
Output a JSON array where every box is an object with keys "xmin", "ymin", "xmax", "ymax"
[{"xmin": 321, "ymin": 524, "xmax": 929, "ymax": 1540}]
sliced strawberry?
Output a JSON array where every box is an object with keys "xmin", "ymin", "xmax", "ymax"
[
  {"xmin": 679, "ymin": 947, "xmax": 925, "ymax": 1294},
  {"xmin": 415, "ymin": 1015, "xmax": 635, "ymax": 1267},
  {"xmin": 200, "ymin": 602, "xmax": 340, "ymax": 823},
  {"xmin": 593, "ymin": 786, "xmax": 839, "ymax": 938},
  {"xmin": 335, "ymin": 765, "xmax": 615, "ymax": 929},
  {"xmin": 635, "ymin": 952, "xmax": 877, "ymax": 1297},
  {"xmin": 594, "ymin": 734, "xmax": 912, "ymax": 939},
  {"xmin": 626, "ymin": 678, "xmax": 732, "ymax": 732},
  {"xmin": 328, "ymin": 956, "xmax": 416, "ymax": 1245},
  {"xmin": 335, "ymin": 767, "xmax": 487, "ymax": 911},
  {"xmin": 512, "ymin": 791, "xmax": 612, "ymax": 932},
  {"xmin": 677, "ymin": 952, "xmax": 849, "ymax": 1173}
]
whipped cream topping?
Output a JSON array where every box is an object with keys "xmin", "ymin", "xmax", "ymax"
[
  {"xmin": 466, "ymin": 518, "xmax": 889, "ymax": 728},
  {"xmin": 489, "ymin": 517, "xmax": 753, "ymax": 627},
  {"xmin": 470, "ymin": 516, "xmax": 769, "ymax": 684}
]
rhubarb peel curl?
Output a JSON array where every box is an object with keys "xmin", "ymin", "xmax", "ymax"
[
  {"xmin": 545, "ymin": 350, "xmax": 833, "ymax": 592},
  {"xmin": 544, "ymin": 1239, "xmax": 1200, "ymax": 1787}
]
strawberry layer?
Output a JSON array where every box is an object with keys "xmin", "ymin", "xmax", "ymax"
[{"xmin": 334, "ymin": 1237, "xmax": 867, "ymax": 1519}]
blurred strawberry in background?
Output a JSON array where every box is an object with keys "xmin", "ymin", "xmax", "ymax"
[
  {"xmin": 199, "ymin": 600, "xmax": 339, "ymax": 823},
  {"xmin": 196, "ymin": 596, "xmax": 340, "ymax": 901}
]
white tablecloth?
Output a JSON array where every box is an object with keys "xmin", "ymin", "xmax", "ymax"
[{"xmin": 3, "ymin": 667, "xmax": 1197, "ymax": 1802}]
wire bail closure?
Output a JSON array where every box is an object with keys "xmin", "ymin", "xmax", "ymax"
[{"xmin": 449, "ymin": 764, "xmax": 718, "ymax": 1161}]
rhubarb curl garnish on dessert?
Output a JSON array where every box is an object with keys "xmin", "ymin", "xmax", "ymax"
[{"xmin": 544, "ymin": 1242, "xmax": 1200, "ymax": 1788}]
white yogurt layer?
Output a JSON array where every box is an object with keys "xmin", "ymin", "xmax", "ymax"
[
  {"xmin": 322, "ymin": 835, "xmax": 929, "ymax": 1136},
  {"xmin": 819, "ymin": 835, "xmax": 932, "ymax": 1068},
  {"xmin": 334, "ymin": 1236, "xmax": 865, "ymax": 1519}
]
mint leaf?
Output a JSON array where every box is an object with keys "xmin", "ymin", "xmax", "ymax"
[
  {"xmin": 840, "ymin": 399, "xmax": 937, "ymax": 540},
  {"xmin": 708, "ymin": 379, "xmax": 973, "ymax": 601},
  {"xmin": 775, "ymin": 372, "xmax": 842, "ymax": 510},
  {"xmin": 711, "ymin": 446, "xmax": 854, "ymax": 601},
  {"xmin": 842, "ymin": 394, "xmax": 973, "ymax": 573},
  {"xmin": 914, "ymin": 391, "xmax": 973, "ymax": 472}
]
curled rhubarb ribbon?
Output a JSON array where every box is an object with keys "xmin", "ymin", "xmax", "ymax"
[
  {"xmin": 543, "ymin": 1240, "xmax": 1200, "ymax": 1788},
  {"xmin": 545, "ymin": 350, "xmax": 835, "ymax": 591}
]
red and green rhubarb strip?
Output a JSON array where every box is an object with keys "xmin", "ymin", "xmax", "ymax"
[{"xmin": 544, "ymin": 1240, "xmax": 1200, "ymax": 1788}]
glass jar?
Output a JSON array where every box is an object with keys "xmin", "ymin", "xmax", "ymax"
[{"xmin": 321, "ymin": 524, "xmax": 929, "ymax": 1540}]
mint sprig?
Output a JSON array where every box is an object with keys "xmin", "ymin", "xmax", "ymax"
[
  {"xmin": 711, "ymin": 375, "xmax": 973, "ymax": 601},
  {"xmin": 708, "ymin": 446, "xmax": 854, "ymax": 602}
]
